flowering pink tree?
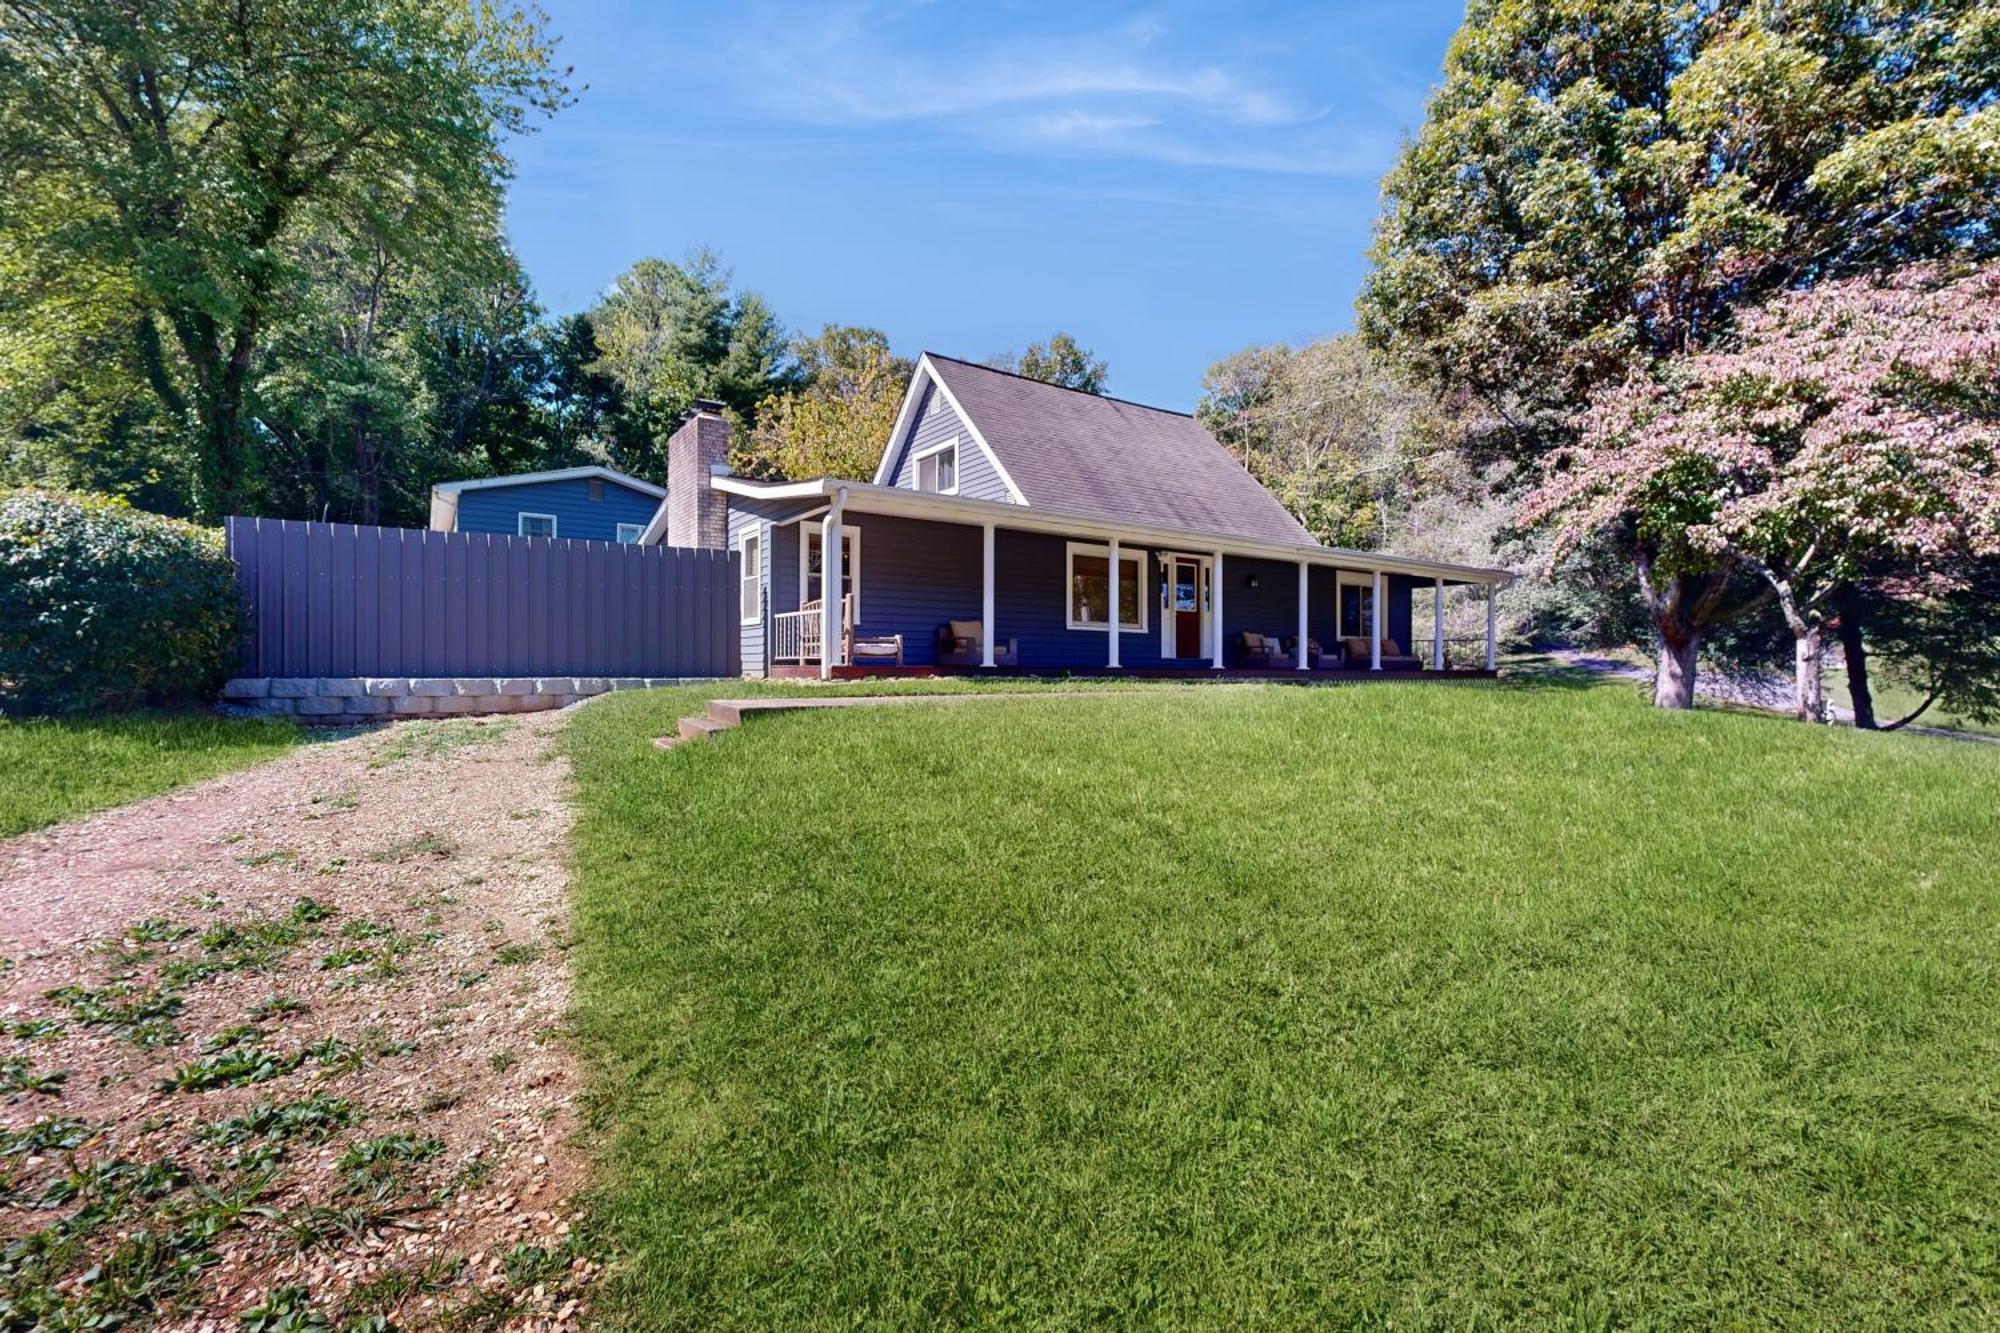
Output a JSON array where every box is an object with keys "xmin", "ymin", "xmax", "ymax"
[{"xmin": 1527, "ymin": 264, "xmax": 2000, "ymax": 716}]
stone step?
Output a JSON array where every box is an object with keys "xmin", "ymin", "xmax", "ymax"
[{"xmin": 677, "ymin": 714, "xmax": 734, "ymax": 743}]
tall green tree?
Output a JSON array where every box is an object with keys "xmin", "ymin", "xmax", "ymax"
[
  {"xmin": 1197, "ymin": 336, "xmax": 1426, "ymax": 549},
  {"xmin": 0, "ymin": 0, "xmax": 570, "ymax": 519},
  {"xmin": 746, "ymin": 325, "xmax": 912, "ymax": 482},
  {"xmin": 586, "ymin": 249, "xmax": 791, "ymax": 479},
  {"xmin": 1358, "ymin": 0, "xmax": 2000, "ymax": 706},
  {"xmin": 991, "ymin": 333, "xmax": 1108, "ymax": 394}
]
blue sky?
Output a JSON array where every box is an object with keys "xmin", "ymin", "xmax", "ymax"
[{"xmin": 506, "ymin": 1, "xmax": 1467, "ymax": 410}]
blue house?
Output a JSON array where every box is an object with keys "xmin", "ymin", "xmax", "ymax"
[
  {"xmin": 660, "ymin": 356, "xmax": 1511, "ymax": 679},
  {"xmin": 428, "ymin": 466, "xmax": 666, "ymax": 543}
]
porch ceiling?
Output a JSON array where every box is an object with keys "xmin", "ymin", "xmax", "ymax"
[{"xmin": 712, "ymin": 476, "xmax": 1512, "ymax": 587}]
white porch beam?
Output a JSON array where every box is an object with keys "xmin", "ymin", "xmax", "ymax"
[
  {"xmin": 1434, "ymin": 576, "xmax": 1445, "ymax": 671},
  {"xmin": 1296, "ymin": 559, "xmax": 1309, "ymax": 670},
  {"xmin": 981, "ymin": 522, "xmax": 996, "ymax": 669},
  {"xmin": 1371, "ymin": 570, "xmax": 1384, "ymax": 671},
  {"xmin": 819, "ymin": 496, "xmax": 845, "ymax": 680},
  {"xmin": 1107, "ymin": 536, "xmax": 1121, "ymax": 669},
  {"xmin": 1486, "ymin": 582, "xmax": 1499, "ymax": 670},
  {"xmin": 1211, "ymin": 550, "xmax": 1226, "ymax": 670}
]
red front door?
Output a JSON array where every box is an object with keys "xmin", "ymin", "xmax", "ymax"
[{"xmin": 1173, "ymin": 559, "xmax": 1202, "ymax": 658}]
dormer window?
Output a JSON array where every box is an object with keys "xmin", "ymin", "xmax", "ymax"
[{"xmin": 914, "ymin": 438, "xmax": 958, "ymax": 494}]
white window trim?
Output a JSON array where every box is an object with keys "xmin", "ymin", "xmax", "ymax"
[
  {"xmin": 1337, "ymin": 569, "xmax": 1374, "ymax": 640},
  {"xmin": 615, "ymin": 522, "xmax": 644, "ymax": 544},
  {"xmin": 739, "ymin": 529, "xmax": 763, "ymax": 625},
  {"xmin": 799, "ymin": 523, "xmax": 861, "ymax": 621},
  {"xmin": 517, "ymin": 511, "xmax": 557, "ymax": 538},
  {"xmin": 1066, "ymin": 540, "xmax": 1147, "ymax": 633},
  {"xmin": 911, "ymin": 436, "xmax": 960, "ymax": 495}
]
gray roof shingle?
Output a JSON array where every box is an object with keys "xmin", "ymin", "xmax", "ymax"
[{"xmin": 926, "ymin": 354, "xmax": 1315, "ymax": 547}]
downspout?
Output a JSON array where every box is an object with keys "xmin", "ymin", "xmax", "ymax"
[{"xmin": 819, "ymin": 486, "xmax": 848, "ymax": 680}]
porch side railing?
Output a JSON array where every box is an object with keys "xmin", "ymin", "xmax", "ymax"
[{"xmin": 771, "ymin": 595, "xmax": 851, "ymax": 664}]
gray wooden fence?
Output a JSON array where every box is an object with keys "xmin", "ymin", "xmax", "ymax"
[{"xmin": 225, "ymin": 517, "xmax": 739, "ymax": 678}]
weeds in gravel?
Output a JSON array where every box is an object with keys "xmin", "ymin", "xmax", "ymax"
[
  {"xmin": 239, "ymin": 1282, "xmax": 330, "ymax": 1330},
  {"xmin": 160, "ymin": 1045, "xmax": 303, "ymax": 1092},
  {"xmin": 0, "ymin": 1057, "xmax": 69, "ymax": 1096},
  {"xmin": 2, "ymin": 1117, "xmax": 95, "ymax": 1156},
  {"xmin": 367, "ymin": 719, "xmax": 513, "ymax": 769},
  {"xmin": 249, "ymin": 995, "xmax": 307, "ymax": 1020},
  {"xmin": 3, "ymin": 1017, "xmax": 65, "ymax": 1040},
  {"xmin": 317, "ymin": 947, "xmax": 371, "ymax": 971},
  {"xmin": 368, "ymin": 830, "xmax": 457, "ymax": 862},
  {"xmin": 488, "ymin": 1050, "xmax": 517, "ymax": 1073},
  {"xmin": 43, "ymin": 981, "xmax": 184, "ymax": 1045},
  {"xmin": 129, "ymin": 917, "xmax": 194, "ymax": 944},
  {"xmin": 342, "ymin": 1253, "xmax": 464, "ymax": 1316},
  {"xmin": 199, "ymin": 1095, "xmax": 356, "ymax": 1149},
  {"xmin": 236, "ymin": 847, "xmax": 295, "ymax": 868},
  {"xmin": 492, "ymin": 941, "xmax": 539, "ymax": 966}
]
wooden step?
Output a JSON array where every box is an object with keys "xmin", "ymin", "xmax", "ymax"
[{"xmin": 677, "ymin": 714, "xmax": 732, "ymax": 743}]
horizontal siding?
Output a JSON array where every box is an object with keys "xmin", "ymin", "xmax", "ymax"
[
  {"xmin": 886, "ymin": 382, "xmax": 1014, "ymax": 504},
  {"xmin": 455, "ymin": 476, "xmax": 662, "ymax": 542},
  {"xmin": 728, "ymin": 507, "xmax": 768, "ymax": 677}
]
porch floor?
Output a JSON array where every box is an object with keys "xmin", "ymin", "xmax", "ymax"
[{"xmin": 768, "ymin": 664, "xmax": 1498, "ymax": 682}]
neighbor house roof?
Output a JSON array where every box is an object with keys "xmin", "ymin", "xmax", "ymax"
[
  {"xmin": 908, "ymin": 353, "xmax": 1315, "ymax": 548},
  {"xmin": 428, "ymin": 465, "xmax": 666, "ymax": 534}
]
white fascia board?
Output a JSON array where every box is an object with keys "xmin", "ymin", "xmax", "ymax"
[
  {"xmin": 872, "ymin": 361, "xmax": 935, "ymax": 486},
  {"xmin": 636, "ymin": 498, "xmax": 672, "ymax": 545},
  {"xmin": 918, "ymin": 355, "xmax": 1028, "ymax": 504},
  {"xmin": 710, "ymin": 475, "xmax": 1513, "ymax": 584},
  {"xmin": 430, "ymin": 465, "xmax": 667, "ymax": 500}
]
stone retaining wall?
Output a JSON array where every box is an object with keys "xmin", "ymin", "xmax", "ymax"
[{"xmin": 219, "ymin": 676, "xmax": 722, "ymax": 721}]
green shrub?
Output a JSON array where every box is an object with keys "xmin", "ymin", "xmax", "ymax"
[{"xmin": 0, "ymin": 489, "xmax": 242, "ymax": 713}]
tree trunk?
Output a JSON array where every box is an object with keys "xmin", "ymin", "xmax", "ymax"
[
  {"xmin": 1656, "ymin": 632, "xmax": 1699, "ymax": 709},
  {"xmin": 1794, "ymin": 624, "xmax": 1828, "ymax": 722},
  {"xmin": 1835, "ymin": 593, "xmax": 1875, "ymax": 729}
]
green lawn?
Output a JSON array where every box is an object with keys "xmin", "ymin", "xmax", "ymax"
[
  {"xmin": 565, "ymin": 679, "xmax": 2000, "ymax": 1329},
  {"xmin": 0, "ymin": 711, "xmax": 301, "ymax": 838}
]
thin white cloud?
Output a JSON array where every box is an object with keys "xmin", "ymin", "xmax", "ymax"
[{"xmin": 713, "ymin": 1, "xmax": 1401, "ymax": 178}]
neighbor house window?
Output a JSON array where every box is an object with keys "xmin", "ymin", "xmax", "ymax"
[
  {"xmin": 1339, "ymin": 572, "xmax": 1375, "ymax": 639},
  {"xmin": 616, "ymin": 522, "xmax": 644, "ymax": 544},
  {"xmin": 1066, "ymin": 541, "xmax": 1146, "ymax": 632},
  {"xmin": 518, "ymin": 512, "xmax": 557, "ymax": 539},
  {"xmin": 801, "ymin": 526, "xmax": 860, "ymax": 619},
  {"xmin": 915, "ymin": 439, "xmax": 958, "ymax": 493},
  {"xmin": 739, "ymin": 531, "xmax": 762, "ymax": 624}
]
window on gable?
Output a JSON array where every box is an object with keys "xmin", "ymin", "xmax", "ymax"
[
  {"xmin": 518, "ymin": 512, "xmax": 557, "ymax": 539},
  {"xmin": 915, "ymin": 440, "xmax": 958, "ymax": 494},
  {"xmin": 616, "ymin": 522, "xmax": 644, "ymax": 544}
]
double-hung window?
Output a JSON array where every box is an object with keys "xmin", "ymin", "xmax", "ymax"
[
  {"xmin": 1338, "ymin": 573, "xmax": 1375, "ymax": 639},
  {"xmin": 739, "ymin": 532, "xmax": 762, "ymax": 624},
  {"xmin": 1066, "ymin": 541, "xmax": 1146, "ymax": 632}
]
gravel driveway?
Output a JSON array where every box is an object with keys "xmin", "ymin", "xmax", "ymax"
[{"xmin": 0, "ymin": 711, "xmax": 592, "ymax": 1329}]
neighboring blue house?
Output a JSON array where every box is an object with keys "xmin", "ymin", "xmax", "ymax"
[
  {"xmin": 658, "ymin": 355, "xmax": 1511, "ymax": 679},
  {"xmin": 428, "ymin": 466, "xmax": 666, "ymax": 543}
]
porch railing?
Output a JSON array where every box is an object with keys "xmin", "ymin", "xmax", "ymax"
[
  {"xmin": 1426, "ymin": 637, "xmax": 1491, "ymax": 670},
  {"xmin": 771, "ymin": 594, "xmax": 852, "ymax": 664}
]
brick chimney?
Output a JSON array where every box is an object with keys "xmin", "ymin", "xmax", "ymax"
[{"xmin": 665, "ymin": 399, "xmax": 731, "ymax": 549}]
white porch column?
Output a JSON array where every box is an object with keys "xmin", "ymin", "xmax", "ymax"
[
  {"xmin": 980, "ymin": 522, "xmax": 996, "ymax": 669},
  {"xmin": 1210, "ymin": 550, "xmax": 1226, "ymax": 670},
  {"xmin": 1370, "ymin": 570, "xmax": 1384, "ymax": 671},
  {"xmin": 1295, "ymin": 560, "xmax": 1310, "ymax": 670},
  {"xmin": 1485, "ymin": 582, "xmax": 1499, "ymax": 670},
  {"xmin": 1106, "ymin": 536, "xmax": 1121, "ymax": 669},
  {"xmin": 1433, "ymin": 576, "xmax": 1445, "ymax": 671},
  {"xmin": 818, "ymin": 507, "xmax": 844, "ymax": 680}
]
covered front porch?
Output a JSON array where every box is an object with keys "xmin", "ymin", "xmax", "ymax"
[{"xmin": 754, "ymin": 492, "xmax": 1504, "ymax": 682}]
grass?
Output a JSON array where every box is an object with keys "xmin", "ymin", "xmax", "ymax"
[
  {"xmin": 0, "ymin": 710, "xmax": 300, "ymax": 838},
  {"xmin": 1823, "ymin": 669, "xmax": 2000, "ymax": 739},
  {"xmin": 566, "ymin": 677, "xmax": 2000, "ymax": 1329}
]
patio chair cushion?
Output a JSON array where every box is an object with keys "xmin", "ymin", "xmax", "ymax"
[
  {"xmin": 1342, "ymin": 637, "xmax": 1371, "ymax": 661},
  {"xmin": 948, "ymin": 619, "xmax": 983, "ymax": 644},
  {"xmin": 1384, "ymin": 638, "xmax": 1404, "ymax": 657}
]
